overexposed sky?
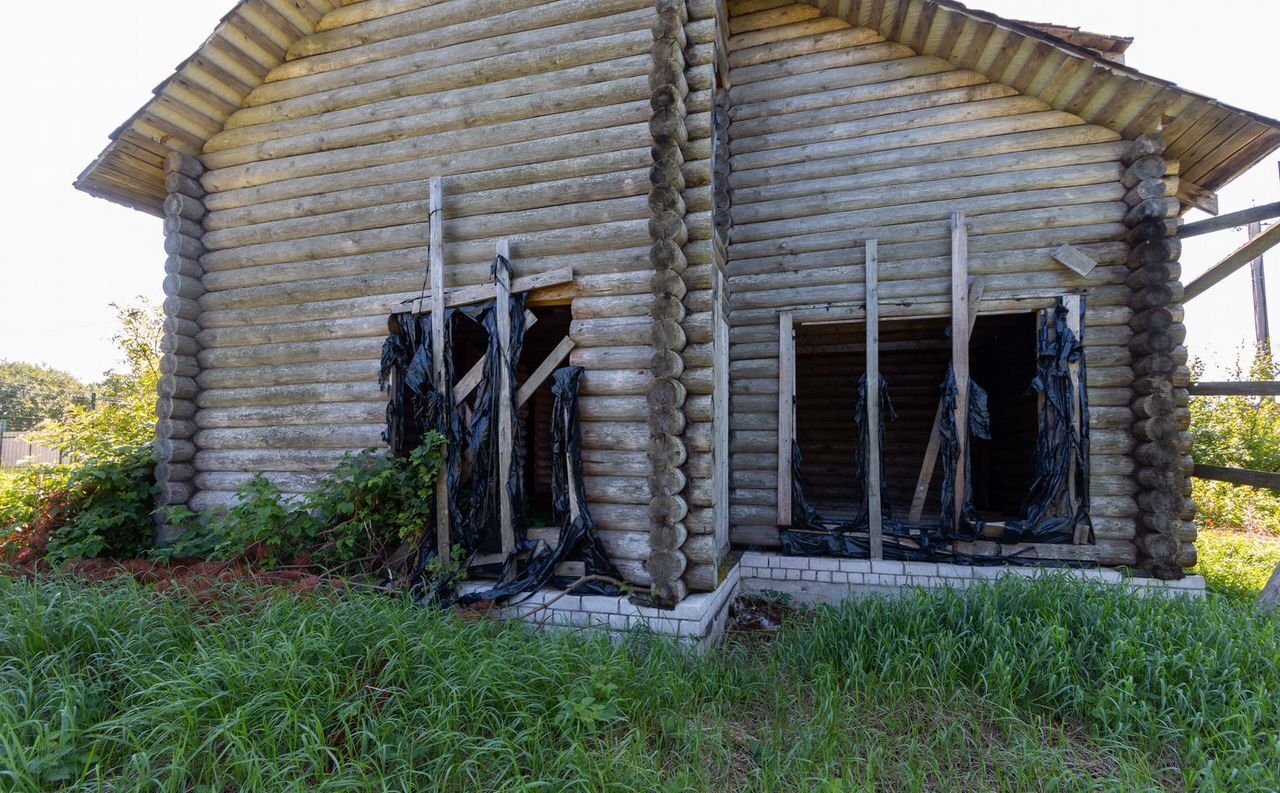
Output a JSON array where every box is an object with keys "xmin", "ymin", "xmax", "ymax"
[{"xmin": 0, "ymin": 0, "xmax": 1277, "ymax": 382}]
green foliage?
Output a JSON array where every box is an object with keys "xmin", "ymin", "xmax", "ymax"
[
  {"xmin": 0, "ymin": 466, "xmax": 71, "ymax": 535},
  {"xmin": 1, "ymin": 575, "xmax": 1277, "ymax": 791},
  {"xmin": 28, "ymin": 301, "xmax": 163, "ymax": 462},
  {"xmin": 1193, "ymin": 528, "xmax": 1280, "ymax": 602},
  {"xmin": 306, "ymin": 438, "xmax": 448, "ymax": 560},
  {"xmin": 198, "ymin": 475, "xmax": 319, "ymax": 567},
  {"xmin": 43, "ymin": 447, "xmax": 156, "ymax": 564},
  {"xmin": 162, "ymin": 434, "xmax": 447, "ymax": 568},
  {"xmin": 0, "ymin": 361, "xmax": 88, "ymax": 433},
  {"xmin": 1189, "ymin": 347, "xmax": 1280, "ymax": 535}
]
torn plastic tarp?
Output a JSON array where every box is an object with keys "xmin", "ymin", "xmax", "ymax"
[
  {"xmin": 459, "ymin": 366, "xmax": 623, "ymax": 604},
  {"xmin": 380, "ymin": 259, "xmax": 622, "ymax": 604},
  {"xmin": 987, "ymin": 299, "xmax": 1093, "ymax": 544},
  {"xmin": 781, "ymin": 298, "xmax": 1093, "ymax": 560},
  {"xmin": 937, "ymin": 370, "xmax": 993, "ymax": 539}
]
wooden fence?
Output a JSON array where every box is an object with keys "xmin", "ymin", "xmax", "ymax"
[{"xmin": 0, "ymin": 432, "xmax": 65, "ymax": 468}]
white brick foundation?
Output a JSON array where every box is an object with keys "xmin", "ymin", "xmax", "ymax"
[
  {"xmin": 459, "ymin": 564, "xmax": 741, "ymax": 650},
  {"xmin": 738, "ymin": 552, "xmax": 1205, "ymax": 604}
]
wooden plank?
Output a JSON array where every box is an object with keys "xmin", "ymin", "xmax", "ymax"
[
  {"xmin": 950, "ymin": 210, "xmax": 970, "ymax": 531},
  {"xmin": 1051, "ymin": 244, "xmax": 1098, "ymax": 278},
  {"xmin": 495, "ymin": 239, "xmax": 515, "ymax": 560},
  {"xmin": 1184, "ymin": 221, "xmax": 1280, "ymax": 300},
  {"xmin": 428, "ymin": 177, "xmax": 450, "ymax": 560},
  {"xmin": 1188, "ymin": 381, "xmax": 1280, "ymax": 397},
  {"xmin": 777, "ymin": 311, "xmax": 795, "ymax": 526},
  {"xmin": 454, "ymin": 311, "xmax": 538, "ymax": 403},
  {"xmin": 1063, "ymin": 295, "xmax": 1088, "ymax": 544},
  {"xmin": 404, "ymin": 268, "xmax": 574, "ymax": 314},
  {"xmin": 865, "ymin": 239, "xmax": 883, "ymax": 560},
  {"xmin": 1179, "ymin": 201, "xmax": 1280, "ymax": 238},
  {"xmin": 1193, "ymin": 463, "xmax": 1280, "ymax": 492},
  {"xmin": 516, "ymin": 336, "xmax": 575, "ymax": 408},
  {"xmin": 906, "ymin": 276, "xmax": 986, "ymax": 524}
]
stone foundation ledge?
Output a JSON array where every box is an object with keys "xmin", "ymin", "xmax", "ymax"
[
  {"xmin": 458, "ymin": 564, "xmax": 740, "ymax": 648},
  {"xmin": 739, "ymin": 552, "xmax": 1204, "ymax": 605}
]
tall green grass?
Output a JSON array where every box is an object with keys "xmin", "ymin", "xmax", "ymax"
[{"xmin": 1, "ymin": 575, "xmax": 1276, "ymax": 791}]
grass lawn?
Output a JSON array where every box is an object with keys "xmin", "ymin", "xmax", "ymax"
[
  {"xmin": 1193, "ymin": 527, "xmax": 1280, "ymax": 602},
  {"xmin": 2, "ymin": 573, "xmax": 1277, "ymax": 792}
]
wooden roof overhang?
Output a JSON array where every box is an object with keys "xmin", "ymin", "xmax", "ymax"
[
  {"xmin": 74, "ymin": 0, "xmax": 334, "ymax": 215},
  {"xmin": 798, "ymin": 0, "xmax": 1280, "ymax": 211},
  {"xmin": 77, "ymin": 0, "xmax": 1280, "ymax": 216}
]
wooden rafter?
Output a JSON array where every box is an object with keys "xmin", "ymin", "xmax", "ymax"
[{"xmin": 1184, "ymin": 221, "xmax": 1280, "ymax": 300}]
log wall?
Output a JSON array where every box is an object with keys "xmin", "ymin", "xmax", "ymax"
[
  {"xmin": 184, "ymin": 0, "xmax": 718, "ymax": 591},
  {"xmin": 723, "ymin": 1, "xmax": 1140, "ymax": 563}
]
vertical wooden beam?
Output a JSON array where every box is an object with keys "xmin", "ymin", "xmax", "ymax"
[
  {"xmin": 865, "ymin": 240, "xmax": 883, "ymax": 559},
  {"xmin": 950, "ymin": 211, "xmax": 970, "ymax": 531},
  {"xmin": 777, "ymin": 311, "xmax": 795, "ymax": 527},
  {"xmin": 428, "ymin": 177, "xmax": 450, "ymax": 560},
  {"xmin": 712, "ymin": 268, "xmax": 731, "ymax": 554},
  {"xmin": 1063, "ymin": 295, "xmax": 1088, "ymax": 544},
  {"xmin": 495, "ymin": 239, "xmax": 515, "ymax": 561},
  {"xmin": 907, "ymin": 277, "xmax": 986, "ymax": 524}
]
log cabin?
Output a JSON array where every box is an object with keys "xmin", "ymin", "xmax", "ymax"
[{"xmin": 77, "ymin": 0, "xmax": 1280, "ymax": 610}]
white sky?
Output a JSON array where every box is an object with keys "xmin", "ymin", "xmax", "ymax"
[{"xmin": 0, "ymin": 0, "xmax": 1276, "ymax": 382}]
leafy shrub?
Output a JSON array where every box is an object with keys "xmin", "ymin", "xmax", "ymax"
[
  {"xmin": 43, "ymin": 446, "xmax": 156, "ymax": 564},
  {"xmin": 161, "ymin": 434, "xmax": 447, "ymax": 569},
  {"xmin": 1193, "ymin": 527, "xmax": 1280, "ymax": 602},
  {"xmin": 1189, "ymin": 348, "xmax": 1280, "ymax": 535},
  {"xmin": 1, "ymin": 447, "xmax": 154, "ymax": 565}
]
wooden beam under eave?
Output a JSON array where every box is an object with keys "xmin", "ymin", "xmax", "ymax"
[
  {"xmin": 1184, "ymin": 221, "xmax": 1280, "ymax": 300},
  {"xmin": 865, "ymin": 239, "xmax": 882, "ymax": 560},
  {"xmin": 1179, "ymin": 201, "xmax": 1280, "ymax": 238},
  {"xmin": 1178, "ymin": 179, "xmax": 1219, "ymax": 216}
]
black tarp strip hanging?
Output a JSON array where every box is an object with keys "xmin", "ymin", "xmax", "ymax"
[
  {"xmin": 459, "ymin": 367, "xmax": 623, "ymax": 604},
  {"xmin": 937, "ymin": 371, "xmax": 993, "ymax": 540},
  {"xmin": 985, "ymin": 299, "xmax": 1094, "ymax": 544}
]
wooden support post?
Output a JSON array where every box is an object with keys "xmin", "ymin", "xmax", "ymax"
[
  {"xmin": 1179, "ymin": 201, "xmax": 1280, "ymax": 238},
  {"xmin": 865, "ymin": 240, "xmax": 883, "ymax": 559},
  {"xmin": 907, "ymin": 277, "xmax": 986, "ymax": 524},
  {"xmin": 428, "ymin": 177, "xmax": 450, "ymax": 560},
  {"xmin": 950, "ymin": 211, "xmax": 970, "ymax": 531},
  {"xmin": 1063, "ymin": 295, "xmax": 1088, "ymax": 544},
  {"xmin": 1184, "ymin": 221, "xmax": 1280, "ymax": 300},
  {"xmin": 777, "ymin": 312, "xmax": 795, "ymax": 527},
  {"xmin": 495, "ymin": 239, "xmax": 515, "ymax": 561}
]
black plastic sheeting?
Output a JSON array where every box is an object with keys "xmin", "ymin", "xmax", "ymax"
[
  {"xmin": 459, "ymin": 367, "xmax": 623, "ymax": 604},
  {"xmin": 380, "ymin": 255, "xmax": 621, "ymax": 604},
  {"xmin": 937, "ymin": 372, "xmax": 992, "ymax": 538},
  {"xmin": 985, "ymin": 300, "xmax": 1093, "ymax": 544},
  {"xmin": 780, "ymin": 298, "xmax": 1092, "ymax": 562}
]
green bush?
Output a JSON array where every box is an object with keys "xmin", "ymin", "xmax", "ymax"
[
  {"xmin": 162, "ymin": 434, "xmax": 447, "ymax": 568},
  {"xmin": 1189, "ymin": 348, "xmax": 1280, "ymax": 535},
  {"xmin": 42, "ymin": 445, "xmax": 156, "ymax": 564}
]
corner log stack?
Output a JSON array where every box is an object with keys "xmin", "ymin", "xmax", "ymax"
[
  {"xmin": 646, "ymin": 0, "xmax": 694, "ymax": 607},
  {"xmin": 155, "ymin": 152, "xmax": 208, "ymax": 541},
  {"xmin": 1122, "ymin": 133, "xmax": 1196, "ymax": 578}
]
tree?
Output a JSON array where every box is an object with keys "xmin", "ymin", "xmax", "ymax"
[
  {"xmin": 30, "ymin": 300, "xmax": 163, "ymax": 460},
  {"xmin": 0, "ymin": 361, "xmax": 89, "ymax": 432}
]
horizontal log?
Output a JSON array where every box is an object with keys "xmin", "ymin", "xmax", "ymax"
[{"xmin": 1193, "ymin": 464, "xmax": 1280, "ymax": 492}]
